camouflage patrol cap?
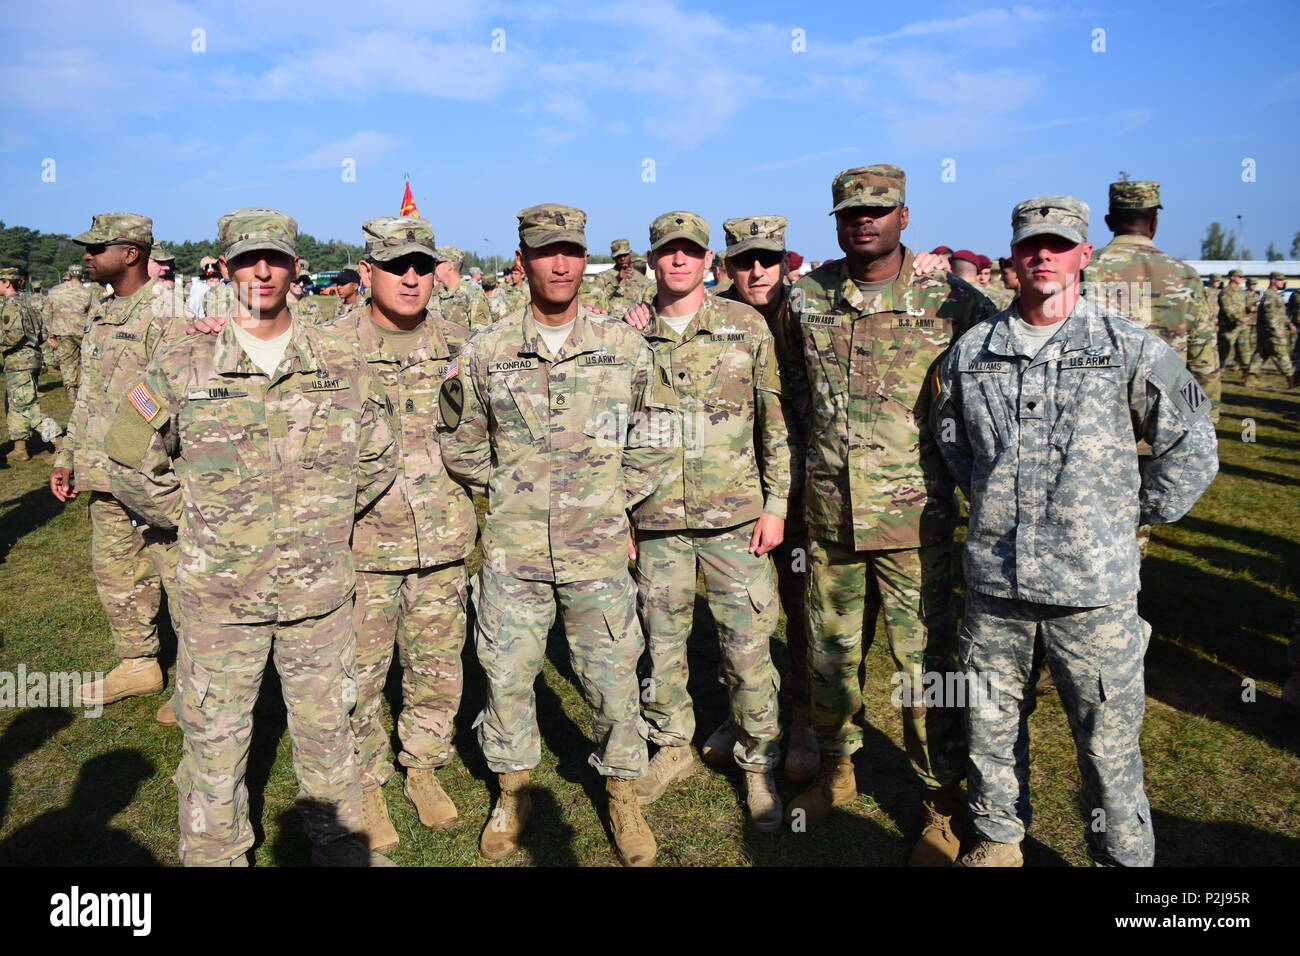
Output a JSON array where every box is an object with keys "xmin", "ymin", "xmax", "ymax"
[
  {"xmin": 829, "ymin": 164, "xmax": 906, "ymax": 215},
  {"xmin": 65, "ymin": 264, "xmax": 84, "ymax": 278},
  {"xmin": 31, "ymin": 280, "xmax": 43, "ymax": 292},
  {"xmin": 517, "ymin": 204, "xmax": 588, "ymax": 250},
  {"xmin": 199, "ymin": 256, "xmax": 218, "ymax": 270},
  {"xmin": 649, "ymin": 210, "xmax": 709, "ymax": 252},
  {"xmin": 632, "ymin": 255, "xmax": 647, "ymax": 270},
  {"xmin": 1108, "ymin": 180, "xmax": 1162, "ymax": 210},
  {"xmin": 297, "ymin": 258, "xmax": 311, "ymax": 274},
  {"xmin": 1209, "ymin": 273, "xmax": 1222, "ymax": 282},
  {"xmin": 482, "ymin": 273, "xmax": 498, "ymax": 289},
  {"xmin": 363, "ymin": 216, "xmax": 437, "ymax": 261},
  {"xmin": 436, "ymin": 245, "xmax": 464, "ymax": 264},
  {"xmin": 1270, "ymin": 271, "xmax": 1286, "ymax": 281},
  {"xmin": 217, "ymin": 207, "xmax": 297, "ymax": 260},
  {"xmin": 723, "ymin": 215, "xmax": 787, "ymax": 257},
  {"xmin": 72, "ymin": 212, "xmax": 153, "ymax": 247},
  {"xmin": 0, "ymin": 267, "xmax": 22, "ymax": 281},
  {"xmin": 149, "ymin": 243, "xmax": 175, "ymax": 264},
  {"xmin": 1011, "ymin": 195, "xmax": 1089, "ymax": 246},
  {"xmin": 610, "ymin": 238, "xmax": 632, "ymax": 257},
  {"xmin": 1228, "ymin": 268, "xmax": 1243, "ymax": 278}
]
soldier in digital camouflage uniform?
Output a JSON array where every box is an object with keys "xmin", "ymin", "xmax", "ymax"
[
  {"xmin": 1243, "ymin": 271, "xmax": 1295, "ymax": 388},
  {"xmin": 784, "ymin": 165, "xmax": 998, "ymax": 865},
  {"xmin": 1219, "ymin": 269, "xmax": 1254, "ymax": 371},
  {"xmin": 437, "ymin": 204, "xmax": 676, "ymax": 867},
  {"xmin": 46, "ymin": 216, "xmax": 182, "ymax": 717},
  {"xmin": 624, "ymin": 211, "xmax": 790, "ymax": 831},
  {"xmin": 597, "ymin": 238, "xmax": 652, "ymax": 315},
  {"xmin": 0, "ymin": 267, "xmax": 49, "ymax": 461},
  {"xmin": 936, "ymin": 196, "xmax": 1219, "ymax": 867},
  {"xmin": 44, "ymin": 263, "xmax": 98, "ymax": 413},
  {"xmin": 434, "ymin": 246, "xmax": 492, "ymax": 332},
  {"xmin": 106, "ymin": 208, "xmax": 399, "ymax": 867}
]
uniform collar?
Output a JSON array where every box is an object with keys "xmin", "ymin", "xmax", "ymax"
[
  {"xmin": 985, "ymin": 294, "xmax": 1107, "ymax": 361},
  {"xmin": 519, "ymin": 304, "xmax": 602, "ymax": 361},
  {"xmin": 354, "ymin": 302, "xmax": 451, "ymax": 364},
  {"xmin": 100, "ymin": 278, "xmax": 157, "ymax": 325},
  {"xmin": 214, "ymin": 314, "xmax": 321, "ymax": 377},
  {"xmin": 646, "ymin": 291, "xmax": 723, "ymax": 342},
  {"xmin": 835, "ymin": 245, "xmax": 918, "ymax": 314},
  {"xmin": 1107, "ymin": 233, "xmax": 1155, "ymax": 248}
]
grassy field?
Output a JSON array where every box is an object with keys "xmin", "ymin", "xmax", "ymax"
[{"xmin": 0, "ymin": 368, "xmax": 1297, "ymax": 867}]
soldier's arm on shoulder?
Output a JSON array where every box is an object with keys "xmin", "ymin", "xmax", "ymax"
[
  {"xmin": 622, "ymin": 336, "xmax": 678, "ymax": 510},
  {"xmin": 1131, "ymin": 336, "xmax": 1219, "ymax": 526},
  {"xmin": 436, "ymin": 345, "xmax": 491, "ymax": 491},
  {"xmin": 932, "ymin": 345, "xmax": 973, "ymax": 498},
  {"xmin": 104, "ymin": 366, "xmax": 182, "ymax": 528},
  {"xmin": 354, "ymin": 362, "xmax": 399, "ymax": 515},
  {"xmin": 753, "ymin": 325, "xmax": 793, "ymax": 517}
]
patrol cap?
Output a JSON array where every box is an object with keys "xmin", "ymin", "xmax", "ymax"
[
  {"xmin": 950, "ymin": 249, "xmax": 980, "ymax": 267},
  {"xmin": 482, "ymin": 273, "xmax": 498, "ymax": 289},
  {"xmin": 199, "ymin": 256, "xmax": 218, "ymax": 270},
  {"xmin": 723, "ymin": 215, "xmax": 787, "ymax": 258},
  {"xmin": 517, "ymin": 204, "xmax": 588, "ymax": 250},
  {"xmin": 72, "ymin": 212, "xmax": 153, "ymax": 247},
  {"xmin": 610, "ymin": 238, "xmax": 632, "ymax": 257},
  {"xmin": 649, "ymin": 210, "xmax": 709, "ymax": 252},
  {"xmin": 1270, "ymin": 271, "xmax": 1286, "ymax": 281},
  {"xmin": 1011, "ymin": 195, "xmax": 1089, "ymax": 247},
  {"xmin": 1108, "ymin": 180, "xmax": 1162, "ymax": 210},
  {"xmin": 32, "ymin": 281, "xmax": 43, "ymax": 292},
  {"xmin": 829, "ymin": 164, "xmax": 906, "ymax": 215},
  {"xmin": 65, "ymin": 264, "xmax": 84, "ymax": 278},
  {"xmin": 0, "ymin": 267, "xmax": 23, "ymax": 281},
  {"xmin": 149, "ymin": 243, "xmax": 175, "ymax": 264},
  {"xmin": 1209, "ymin": 273, "xmax": 1223, "ymax": 281},
  {"xmin": 1228, "ymin": 268, "xmax": 1243, "ymax": 278},
  {"xmin": 363, "ymin": 216, "xmax": 437, "ymax": 261},
  {"xmin": 436, "ymin": 245, "xmax": 464, "ymax": 264},
  {"xmin": 336, "ymin": 268, "xmax": 361, "ymax": 285},
  {"xmin": 217, "ymin": 207, "xmax": 297, "ymax": 260}
]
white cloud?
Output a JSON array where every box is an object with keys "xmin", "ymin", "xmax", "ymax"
[{"xmin": 285, "ymin": 131, "xmax": 399, "ymax": 170}]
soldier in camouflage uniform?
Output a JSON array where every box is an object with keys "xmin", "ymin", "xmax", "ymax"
[
  {"xmin": 937, "ymin": 195, "xmax": 1219, "ymax": 867},
  {"xmin": 1244, "ymin": 272, "xmax": 1295, "ymax": 388},
  {"xmin": 46, "ymin": 215, "xmax": 183, "ymax": 717},
  {"xmin": 104, "ymin": 207, "xmax": 399, "ymax": 867},
  {"xmin": 596, "ymin": 239, "xmax": 652, "ymax": 314},
  {"xmin": 45, "ymin": 263, "xmax": 98, "ymax": 413},
  {"xmin": 0, "ymin": 267, "xmax": 49, "ymax": 461},
  {"xmin": 1219, "ymin": 269, "xmax": 1254, "ymax": 371},
  {"xmin": 983, "ymin": 257, "xmax": 1016, "ymax": 310},
  {"xmin": 434, "ymin": 247, "xmax": 492, "ymax": 332},
  {"xmin": 624, "ymin": 211, "xmax": 791, "ymax": 831},
  {"xmin": 148, "ymin": 244, "xmax": 190, "ymax": 318},
  {"xmin": 482, "ymin": 271, "xmax": 510, "ymax": 320},
  {"xmin": 784, "ymin": 165, "xmax": 998, "ymax": 866},
  {"xmin": 438, "ymin": 204, "xmax": 676, "ymax": 866}
]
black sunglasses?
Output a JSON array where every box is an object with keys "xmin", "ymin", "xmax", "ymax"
[
  {"xmin": 729, "ymin": 250, "xmax": 784, "ymax": 270},
  {"xmin": 375, "ymin": 255, "xmax": 435, "ymax": 277}
]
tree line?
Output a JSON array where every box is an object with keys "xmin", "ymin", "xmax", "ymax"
[{"xmin": 1200, "ymin": 223, "xmax": 1300, "ymax": 262}]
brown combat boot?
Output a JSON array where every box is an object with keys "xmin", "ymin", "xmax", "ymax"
[
  {"xmin": 73, "ymin": 657, "xmax": 164, "ymax": 707},
  {"xmin": 360, "ymin": 786, "xmax": 399, "ymax": 854},
  {"xmin": 700, "ymin": 720, "xmax": 736, "ymax": 769},
  {"xmin": 954, "ymin": 838, "xmax": 1024, "ymax": 867},
  {"xmin": 1243, "ymin": 373, "xmax": 1264, "ymax": 389},
  {"xmin": 909, "ymin": 785, "xmax": 967, "ymax": 866},
  {"xmin": 744, "ymin": 769, "xmax": 783, "ymax": 832},
  {"xmin": 155, "ymin": 697, "xmax": 178, "ymax": 726},
  {"xmin": 480, "ymin": 771, "xmax": 531, "ymax": 861},
  {"xmin": 8, "ymin": 439, "xmax": 29, "ymax": 463},
  {"xmin": 784, "ymin": 703, "xmax": 820, "ymax": 784},
  {"xmin": 607, "ymin": 777, "xmax": 657, "ymax": 867},
  {"xmin": 635, "ymin": 744, "xmax": 695, "ymax": 805},
  {"xmin": 404, "ymin": 768, "xmax": 458, "ymax": 829},
  {"xmin": 311, "ymin": 833, "xmax": 397, "ymax": 867},
  {"xmin": 784, "ymin": 754, "xmax": 855, "ymax": 827}
]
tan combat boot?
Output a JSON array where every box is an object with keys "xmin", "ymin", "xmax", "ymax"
[
  {"xmin": 744, "ymin": 769, "xmax": 783, "ymax": 833},
  {"xmin": 636, "ymin": 744, "xmax": 695, "ymax": 805},
  {"xmin": 700, "ymin": 720, "xmax": 736, "ymax": 769},
  {"xmin": 8, "ymin": 439, "xmax": 29, "ymax": 463},
  {"xmin": 909, "ymin": 785, "xmax": 966, "ymax": 866},
  {"xmin": 1243, "ymin": 373, "xmax": 1264, "ymax": 389},
  {"xmin": 607, "ymin": 777, "xmax": 657, "ymax": 867},
  {"xmin": 784, "ymin": 754, "xmax": 855, "ymax": 827},
  {"xmin": 361, "ymin": 786, "xmax": 399, "ymax": 854},
  {"xmin": 311, "ymin": 833, "xmax": 397, "ymax": 867},
  {"xmin": 404, "ymin": 767, "xmax": 458, "ymax": 829},
  {"xmin": 954, "ymin": 838, "xmax": 1023, "ymax": 867},
  {"xmin": 784, "ymin": 703, "xmax": 820, "ymax": 784},
  {"xmin": 480, "ymin": 770, "xmax": 532, "ymax": 861},
  {"xmin": 156, "ymin": 697, "xmax": 178, "ymax": 726},
  {"xmin": 73, "ymin": 657, "xmax": 164, "ymax": 707}
]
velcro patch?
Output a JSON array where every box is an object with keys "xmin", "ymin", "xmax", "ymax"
[
  {"xmin": 490, "ymin": 359, "xmax": 538, "ymax": 373},
  {"xmin": 965, "ymin": 361, "xmax": 1009, "ymax": 373},
  {"xmin": 800, "ymin": 312, "xmax": 842, "ymax": 327},
  {"xmin": 187, "ymin": 386, "xmax": 249, "ymax": 400},
  {"xmin": 580, "ymin": 353, "xmax": 624, "ymax": 366},
  {"xmin": 709, "ymin": 332, "xmax": 749, "ymax": 343},
  {"xmin": 127, "ymin": 382, "xmax": 162, "ymax": 421},
  {"xmin": 1181, "ymin": 378, "xmax": 1207, "ymax": 412},
  {"xmin": 1061, "ymin": 354, "xmax": 1119, "ymax": 369},
  {"xmin": 893, "ymin": 315, "xmax": 938, "ymax": 329},
  {"xmin": 442, "ymin": 358, "xmax": 458, "ymax": 381},
  {"xmin": 305, "ymin": 378, "xmax": 349, "ymax": 392},
  {"xmin": 113, "ymin": 331, "xmax": 141, "ymax": 342}
]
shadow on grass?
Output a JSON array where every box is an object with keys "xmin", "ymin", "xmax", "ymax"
[
  {"xmin": 1153, "ymin": 808, "xmax": 1300, "ymax": 866},
  {"xmin": 0, "ymin": 708, "xmax": 75, "ymax": 830},
  {"xmin": 1214, "ymin": 462, "xmax": 1300, "ymax": 488},
  {"xmin": 0, "ymin": 749, "xmax": 158, "ymax": 865},
  {"xmin": 0, "ymin": 484, "xmax": 66, "ymax": 564}
]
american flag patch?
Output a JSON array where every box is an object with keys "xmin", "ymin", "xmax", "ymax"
[
  {"xmin": 442, "ymin": 358, "xmax": 458, "ymax": 381},
  {"xmin": 1180, "ymin": 379, "xmax": 1206, "ymax": 411},
  {"xmin": 128, "ymin": 382, "xmax": 161, "ymax": 420}
]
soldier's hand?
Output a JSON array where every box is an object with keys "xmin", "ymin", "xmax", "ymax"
[
  {"xmin": 50, "ymin": 467, "xmax": 77, "ymax": 502},
  {"xmin": 187, "ymin": 314, "xmax": 227, "ymax": 335},
  {"xmin": 624, "ymin": 303, "xmax": 652, "ymax": 331},
  {"xmin": 749, "ymin": 513, "xmax": 785, "ymax": 556},
  {"xmin": 912, "ymin": 252, "xmax": 945, "ymax": 275},
  {"xmin": 628, "ymin": 530, "xmax": 637, "ymax": 561}
]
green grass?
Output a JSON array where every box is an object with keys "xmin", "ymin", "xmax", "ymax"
[{"xmin": 0, "ymin": 368, "xmax": 1297, "ymax": 866}]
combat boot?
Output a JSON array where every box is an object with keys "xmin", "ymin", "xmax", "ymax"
[
  {"xmin": 360, "ymin": 786, "xmax": 399, "ymax": 853},
  {"xmin": 909, "ymin": 785, "xmax": 966, "ymax": 866},
  {"xmin": 784, "ymin": 754, "xmax": 855, "ymax": 827},
  {"xmin": 784, "ymin": 703, "xmax": 819, "ymax": 783},
  {"xmin": 744, "ymin": 768, "xmax": 783, "ymax": 832},
  {"xmin": 636, "ymin": 744, "xmax": 695, "ymax": 805},
  {"xmin": 73, "ymin": 657, "xmax": 164, "ymax": 707},
  {"xmin": 404, "ymin": 767, "xmax": 458, "ymax": 829},
  {"xmin": 480, "ymin": 770, "xmax": 531, "ymax": 861},
  {"xmin": 8, "ymin": 440, "xmax": 29, "ymax": 463},
  {"xmin": 311, "ymin": 833, "xmax": 397, "ymax": 867},
  {"xmin": 1243, "ymin": 373, "xmax": 1264, "ymax": 389},
  {"xmin": 700, "ymin": 719, "xmax": 736, "ymax": 769},
  {"xmin": 607, "ymin": 777, "xmax": 657, "ymax": 867},
  {"xmin": 954, "ymin": 838, "xmax": 1023, "ymax": 867},
  {"xmin": 155, "ymin": 697, "xmax": 177, "ymax": 726}
]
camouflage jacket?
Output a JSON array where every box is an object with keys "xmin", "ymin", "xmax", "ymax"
[
  {"xmin": 45, "ymin": 279, "xmax": 96, "ymax": 339},
  {"xmin": 597, "ymin": 268, "xmax": 652, "ymax": 313},
  {"xmin": 715, "ymin": 283, "xmax": 808, "ymax": 450},
  {"xmin": 503, "ymin": 283, "xmax": 529, "ymax": 314},
  {"xmin": 1257, "ymin": 288, "xmax": 1287, "ymax": 330},
  {"xmin": 485, "ymin": 286, "xmax": 511, "ymax": 320},
  {"xmin": 104, "ymin": 318, "xmax": 398, "ymax": 624},
  {"xmin": 787, "ymin": 248, "xmax": 998, "ymax": 550},
  {"xmin": 1218, "ymin": 286, "xmax": 1250, "ymax": 327},
  {"xmin": 330, "ymin": 303, "xmax": 477, "ymax": 571},
  {"xmin": 435, "ymin": 282, "xmax": 492, "ymax": 332},
  {"xmin": 202, "ymin": 282, "xmax": 237, "ymax": 319},
  {"xmin": 632, "ymin": 294, "xmax": 793, "ymax": 530},
  {"xmin": 982, "ymin": 281, "xmax": 1015, "ymax": 311},
  {"xmin": 0, "ymin": 294, "xmax": 43, "ymax": 371},
  {"xmin": 53, "ymin": 280, "xmax": 188, "ymax": 491},
  {"xmin": 1084, "ymin": 234, "xmax": 1220, "ymax": 420},
  {"xmin": 438, "ymin": 305, "xmax": 677, "ymax": 583},
  {"xmin": 151, "ymin": 282, "xmax": 191, "ymax": 321},
  {"xmin": 935, "ymin": 296, "xmax": 1219, "ymax": 607}
]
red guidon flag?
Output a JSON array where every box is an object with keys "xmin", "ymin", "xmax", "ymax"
[{"xmin": 400, "ymin": 181, "xmax": 419, "ymax": 217}]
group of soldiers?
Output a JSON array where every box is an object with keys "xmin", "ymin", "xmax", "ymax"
[
  {"xmin": 1210, "ymin": 268, "xmax": 1299, "ymax": 387},
  {"xmin": 12, "ymin": 156, "xmax": 1290, "ymax": 870}
]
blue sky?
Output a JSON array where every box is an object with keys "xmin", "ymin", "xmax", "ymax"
[{"xmin": 2, "ymin": 0, "xmax": 1297, "ymax": 262}]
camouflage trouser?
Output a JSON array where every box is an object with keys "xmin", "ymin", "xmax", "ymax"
[
  {"xmin": 634, "ymin": 521, "xmax": 782, "ymax": 769},
  {"xmin": 173, "ymin": 600, "xmax": 360, "ymax": 866},
  {"xmin": 350, "ymin": 562, "xmax": 468, "ymax": 791},
  {"xmin": 3, "ymin": 369, "xmax": 41, "ymax": 441},
  {"xmin": 88, "ymin": 492, "xmax": 177, "ymax": 659},
  {"xmin": 53, "ymin": 336, "xmax": 80, "ymax": 407},
  {"xmin": 1247, "ymin": 318, "xmax": 1296, "ymax": 377},
  {"xmin": 772, "ymin": 494, "xmax": 809, "ymax": 704},
  {"xmin": 806, "ymin": 537, "xmax": 963, "ymax": 790},
  {"xmin": 961, "ymin": 590, "xmax": 1154, "ymax": 867},
  {"xmin": 473, "ymin": 565, "xmax": 646, "ymax": 779},
  {"xmin": 1232, "ymin": 323, "xmax": 1255, "ymax": 369}
]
